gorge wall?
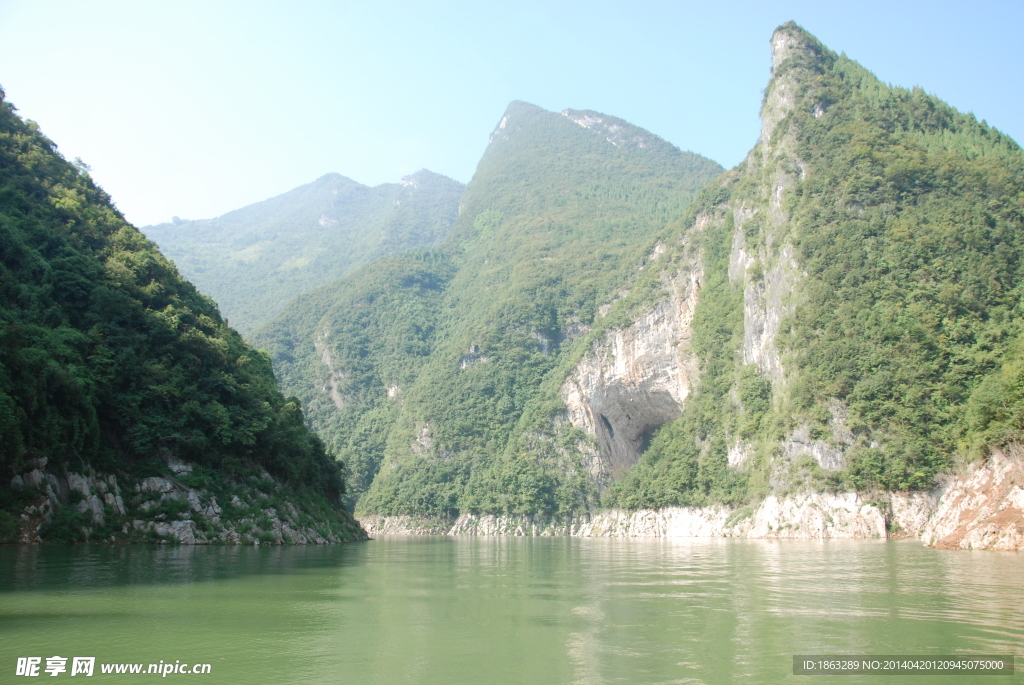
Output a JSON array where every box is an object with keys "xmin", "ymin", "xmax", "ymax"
[
  {"xmin": 357, "ymin": 24, "xmax": 1024, "ymax": 552},
  {"xmin": 254, "ymin": 23, "xmax": 1024, "ymax": 547},
  {"xmin": 560, "ymin": 251, "xmax": 702, "ymax": 486},
  {"xmin": 361, "ymin": 448, "xmax": 1023, "ymax": 550}
]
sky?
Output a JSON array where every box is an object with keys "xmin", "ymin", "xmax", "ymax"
[{"xmin": 0, "ymin": 0, "xmax": 1021, "ymax": 227}]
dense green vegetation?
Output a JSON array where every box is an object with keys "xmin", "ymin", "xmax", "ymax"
[
  {"xmin": 0, "ymin": 87, "xmax": 347, "ymax": 527},
  {"xmin": 260, "ymin": 250, "xmax": 456, "ymax": 503},
  {"xmin": 606, "ymin": 23, "xmax": 1024, "ymax": 508},
  {"xmin": 144, "ymin": 169, "xmax": 463, "ymax": 333},
  {"xmin": 252, "ymin": 24, "xmax": 1024, "ymax": 519},
  {"xmin": 604, "ymin": 207, "xmax": 748, "ymax": 509},
  {"xmin": 784, "ymin": 44, "xmax": 1024, "ymax": 490},
  {"xmin": 255, "ymin": 101, "xmax": 723, "ymax": 514},
  {"xmin": 266, "ymin": 24, "xmax": 1024, "ymax": 517}
]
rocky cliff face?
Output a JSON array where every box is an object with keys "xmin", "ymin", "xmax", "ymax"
[
  {"xmin": 561, "ymin": 254, "xmax": 702, "ymax": 484},
  {"xmin": 361, "ymin": 452, "xmax": 1022, "ymax": 550},
  {"xmin": 921, "ymin": 449, "xmax": 1024, "ymax": 551},
  {"xmin": 9, "ymin": 455, "xmax": 367, "ymax": 545},
  {"xmin": 518, "ymin": 24, "xmax": 1024, "ymax": 549},
  {"xmin": 738, "ymin": 25, "xmax": 810, "ymax": 385},
  {"xmin": 362, "ymin": 492, "xmax": 893, "ymax": 539},
  {"xmin": 559, "ymin": 24, "xmax": 815, "ymax": 481}
]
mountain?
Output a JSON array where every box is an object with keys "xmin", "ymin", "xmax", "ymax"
[
  {"xmin": 601, "ymin": 22, "xmax": 1024, "ymax": 511},
  {"xmin": 143, "ymin": 170, "xmax": 464, "ymax": 333},
  {"xmin": 253, "ymin": 100, "xmax": 724, "ymax": 514},
  {"xmin": 0, "ymin": 88, "xmax": 364, "ymax": 543},
  {"xmin": 263, "ymin": 23, "xmax": 1024, "ymax": 532}
]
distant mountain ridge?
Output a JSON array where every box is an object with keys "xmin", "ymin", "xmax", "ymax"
[
  {"xmin": 254, "ymin": 100, "xmax": 724, "ymax": 513},
  {"xmin": 144, "ymin": 169, "xmax": 464, "ymax": 333}
]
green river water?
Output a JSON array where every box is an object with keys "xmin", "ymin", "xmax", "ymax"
[{"xmin": 1, "ymin": 537, "xmax": 1021, "ymax": 684}]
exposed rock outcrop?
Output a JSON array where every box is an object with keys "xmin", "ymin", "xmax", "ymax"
[
  {"xmin": 314, "ymin": 328, "xmax": 347, "ymax": 412},
  {"xmin": 8, "ymin": 456, "xmax": 366, "ymax": 545},
  {"xmin": 561, "ymin": 260, "xmax": 702, "ymax": 483},
  {"xmin": 561, "ymin": 109, "xmax": 652, "ymax": 149},
  {"xmin": 363, "ymin": 492, "xmax": 893, "ymax": 539},
  {"xmin": 559, "ymin": 25, "xmax": 820, "ymax": 484},
  {"xmin": 921, "ymin": 450, "xmax": 1024, "ymax": 551},
  {"xmin": 362, "ymin": 456, "xmax": 1024, "ymax": 550},
  {"xmin": 360, "ymin": 515, "xmax": 457, "ymax": 536}
]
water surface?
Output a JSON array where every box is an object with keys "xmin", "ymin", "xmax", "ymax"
[{"xmin": 1, "ymin": 538, "xmax": 1021, "ymax": 683}]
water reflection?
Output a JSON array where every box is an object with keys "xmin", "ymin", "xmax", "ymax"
[
  {"xmin": 0, "ymin": 543, "xmax": 367, "ymax": 592},
  {"xmin": 1, "ymin": 538, "xmax": 1021, "ymax": 684}
]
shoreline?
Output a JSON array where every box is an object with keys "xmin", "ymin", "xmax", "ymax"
[{"xmin": 358, "ymin": 451, "xmax": 1024, "ymax": 551}]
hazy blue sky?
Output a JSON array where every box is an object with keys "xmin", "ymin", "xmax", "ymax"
[{"xmin": 1, "ymin": 1, "xmax": 1021, "ymax": 226}]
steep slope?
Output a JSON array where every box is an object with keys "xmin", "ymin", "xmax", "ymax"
[
  {"xmin": 273, "ymin": 22, "xmax": 1024, "ymax": 540},
  {"xmin": 144, "ymin": 170, "xmax": 463, "ymax": 333},
  {"xmin": 254, "ymin": 101, "xmax": 723, "ymax": 513},
  {"xmin": 0, "ymin": 88, "xmax": 364, "ymax": 543},
  {"xmin": 597, "ymin": 23, "xmax": 1024, "ymax": 514},
  {"xmin": 260, "ymin": 25, "xmax": 1024, "ymax": 540}
]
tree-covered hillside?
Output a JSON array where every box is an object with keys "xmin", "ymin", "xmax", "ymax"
[
  {"xmin": 144, "ymin": 169, "xmax": 463, "ymax": 333},
  {"xmin": 606, "ymin": 23, "xmax": 1024, "ymax": 509},
  {"xmin": 254, "ymin": 101, "xmax": 723, "ymax": 514},
  {"xmin": 258, "ymin": 24, "xmax": 1023, "ymax": 523},
  {"xmin": 0, "ymin": 87, "xmax": 356, "ymax": 538}
]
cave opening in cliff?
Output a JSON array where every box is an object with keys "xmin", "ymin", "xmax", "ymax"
[{"xmin": 637, "ymin": 424, "xmax": 658, "ymax": 455}]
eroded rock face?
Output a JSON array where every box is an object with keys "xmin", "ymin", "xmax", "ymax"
[
  {"xmin": 730, "ymin": 203, "xmax": 801, "ymax": 386},
  {"xmin": 889, "ymin": 492, "xmax": 940, "ymax": 538},
  {"xmin": 361, "ymin": 491, "xmax": 893, "ymax": 539},
  {"xmin": 361, "ymin": 463, "xmax": 1024, "ymax": 551},
  {"xmin": 557, "ymin": 30, "xmax": 811, "ymax": 481},
  {"xmin": 8, "ymin": 457, "xmax": 366, "ymax": 545},
  {"xmin": 314, "ymin": 328, "xmax": 346, "ymax": 411},
  {"xmin": 922, "ymin": 450, "xmax": 1024, "ymax": 551},
  {"xmin": 761, "ymin": 23, "xmax": 822, "ymax": 149},
  {"xmin": 561, "ymin": 263, "xmax": 702, "ymax": 481},
  {"xmin": 360, "ymin": 515, "xmax": 457, "ymax": 536}
]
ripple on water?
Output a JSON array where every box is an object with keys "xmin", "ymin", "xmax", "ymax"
[{"xmin": 1, "ymin": 538, "xmax": 1022, "ymax": 684}]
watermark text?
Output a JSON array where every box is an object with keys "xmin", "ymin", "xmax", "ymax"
[{"xmin": 16, "ymin": 657, "xmax": 211, "ymax": 677}]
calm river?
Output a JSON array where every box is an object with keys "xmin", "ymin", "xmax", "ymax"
[{"xmin": 1, "ymin": 537, "xmax": 1021, "ymax": 683}]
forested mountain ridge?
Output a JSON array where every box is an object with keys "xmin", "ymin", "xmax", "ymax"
[
  {"xmin": 0, "ymin": 88, "xmax": 364, "ymax": 543},
  {"xmin": 261, "ymin": 23, "xmax": 1024, "ymax": 533},
  {"xmin": 603, "ymin": 22, "xmax": 1024, "ymax": 510},
  {"xmin": 253, "ymin": 101, "xmax": 724, "ymax": 513},
  {"xmin": 144, "ymin": 169, "xmax": 463, "ymax": 333}
]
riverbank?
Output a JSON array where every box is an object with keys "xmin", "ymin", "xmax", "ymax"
[
  {"xmin": 361, "ymin": 451, "xmax": 1024, "ymax": 551},
  {"xmin": 6, "ymin": 454, "xmax": 367, "ymax": 545}
]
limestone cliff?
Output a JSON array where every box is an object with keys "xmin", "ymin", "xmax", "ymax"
[
  {"xmin": 543, "ymin": 22, "xmax": 1024, "ymax": 549},
  {"xmin": 560, "ymin": 23, "xmax": 814, "ymax": 483},
  {"xmin": 9, "ymin": 454, "xmax": 367, "ymax": 545},
  {"xmin": 561, "ymin": 250, "xmax": 702, "ymax": 486},
  {"xmin": 361, "ymin": 453, "xmax": 1022, "ymax": 550},
  {"xmin": 921, "ymin": 449, "xmax": 1024, "ymax": 551}
]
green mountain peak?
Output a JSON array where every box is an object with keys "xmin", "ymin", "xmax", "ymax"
[
  {"xmin": 770, "ymin": 21, "xmax": 829, "ymax": 74},
  {"xmin": 144, "ymin": 169, "xmax": 464, "ymax": 333},
  {"xmin": 608, "ymin": 24, "xmax": 1024, "ymax": 508},
  {"xmin": 255, "ymin": 102, "xmax": 723, "ymax": 513}
]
